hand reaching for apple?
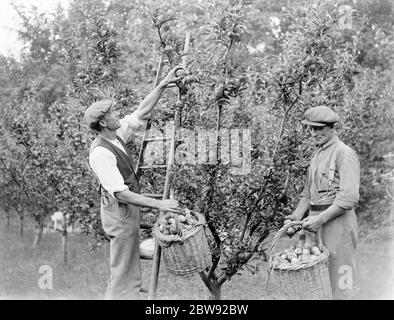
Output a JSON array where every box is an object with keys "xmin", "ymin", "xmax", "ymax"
[{"xmin": 161, "ymin": 66, "xmax": 186, "ymax": 87}]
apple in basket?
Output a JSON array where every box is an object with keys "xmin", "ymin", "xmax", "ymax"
[
  {"xmin": 294, "ymin": 248, "xmax": 303, "ymax": 256},
  {"xmin": 164, "ymin": 212, "xmax": 171, "ymax": 219},
  {"xmin": 293, "ymin": 224, "xmax": 302, "ymax": 232},
  {"xmin": 286, "ymin": 252, "xmax": 297, "ymax": 262},
  {"xmin": 169, "ymin": 224, "xmax": 178, "ymax": 235},
  {"xmin": 311, "ymin": 246, "xmax": 322, "ymax": 255},
  {"xmin": 157, "ymin": 208, "xmax": 199, "ymax": 235},
  {"xmin": 286, "ymin": 227, "xmax": 295, "ymax": 236},
  {"xmin": 182, "ymin": 213, "xmax": 198, "ymax": 233},
  {"xmin": 290, "ymin": 257, "xmax": 298, "ymax": 264},
  {"xmin": 274, "ymin": 241, "xmax": 323, "ymax": 266}
]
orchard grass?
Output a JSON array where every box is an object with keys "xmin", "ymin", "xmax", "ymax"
[{"xmin": 0, "ymin": 213, "xmax": 392, "ymax": 300}]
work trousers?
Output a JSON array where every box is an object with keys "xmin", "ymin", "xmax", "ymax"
[
  {"xmin": 309, "ymin": 209, "xmax": 359, "ymax": 300},
  {"xmin": 100, "ymin": 193, "xmax": 142, "ymax": 300}
]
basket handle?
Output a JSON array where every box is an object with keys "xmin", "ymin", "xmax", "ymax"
[
  {"xmin": 270, "ymin": 221, "xmax": 302, "ymax": 255},
  {"xmin": 270, "ymin": 221, "xmax": 324, "ymax": 257}
]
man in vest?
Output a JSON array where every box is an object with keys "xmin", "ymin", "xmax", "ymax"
[
  {"xmin": 287, "ymin": 105, "xmax": 360, "ymax": 300},
  {"xmin": 84, "ymin": 66, "xmax": 184, "ymax": 300}
]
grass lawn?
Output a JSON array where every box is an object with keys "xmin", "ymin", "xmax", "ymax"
[{"xmin": 0, "ymin": 215, "xmax": 392, "ymax": 300}]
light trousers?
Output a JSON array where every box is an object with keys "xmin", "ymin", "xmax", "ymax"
[
  {"xmin": 100, "ymin": 194, "xmax": 142, "ymax": 300},
  {"xmin": 310, "ymin": 209, "xmax": 359, "ymax": 300}
]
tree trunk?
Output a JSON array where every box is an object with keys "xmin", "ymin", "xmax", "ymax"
[
  {"xmin": 208, "ymin": 282, "xmax": 222, "ymax": 300},
  {"xmin": 32, "ymin": 218, "xmax": 44, "ymax": 248},
  {"xmin": 61, "ymin": 215, "xmax": 68, "ymax": 265},
  {"xmin": 199, "ymin": 271, "xmax": 223, "ymax": 300},
  {"xmin": 19, "ymin": 213, "xmax": 24, "ymax": 238}
]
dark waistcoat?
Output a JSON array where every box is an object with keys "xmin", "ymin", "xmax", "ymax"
[{"xmin": 91, "ymin": 135, "xmax": 141, "ymax": 194}]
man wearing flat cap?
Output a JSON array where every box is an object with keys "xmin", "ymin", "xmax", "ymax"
[
  {"xmin": 84, "ymin": 66, "xmax": 184, "ymax": 300},
  {"xmin": 287, "ymin": 105, "xmax": 360, "ymax": 299}
]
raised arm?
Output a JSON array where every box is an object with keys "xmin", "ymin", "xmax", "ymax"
[{"xmin": 134, "ymin": 66, "xmax": 185, "ymax": 121}]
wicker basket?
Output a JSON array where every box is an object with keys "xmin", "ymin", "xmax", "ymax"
[
  {"xmin": 268, "ymin": 221, "xmax": 332, "ymax": 300},
  {"xmin": 152, "ymin": 211, "xmax": 211, "ymax": 277}
]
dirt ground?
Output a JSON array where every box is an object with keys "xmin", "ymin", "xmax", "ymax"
[
  {"xmin": 355, "ymin": 241, "xmax": 394, "ymax": 299},
  {"xmin": 145, "ymin": 237, "xmax": 394, "ymax": 300},
  {"xmin": 0, "ymin": 215, "xmax": 392, "ymax": 300}
]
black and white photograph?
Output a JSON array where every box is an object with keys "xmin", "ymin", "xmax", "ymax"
[{"xmin": 0, "ymin": 0, "xmax": 393, "ymax": 304}]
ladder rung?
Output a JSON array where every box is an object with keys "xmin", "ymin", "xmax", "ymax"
[
  {"xmin": 140, "ymin": 255, "xmax": 153, "ymax": 261},
  {"xmin": 142, "ymin": 193, "xmax": 163, "ymax": 198},
  {"xmin": 139, "ymin": 164, "xmax": 168, "ymax": 170},
  {"xmin": 144, "ymin": 136, "xmax": 171, "ymax": 142}
]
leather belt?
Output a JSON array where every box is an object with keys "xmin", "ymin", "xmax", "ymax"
[{"xmin": 309, "ymin": 203, "xmax": 331, "ymax": 212}]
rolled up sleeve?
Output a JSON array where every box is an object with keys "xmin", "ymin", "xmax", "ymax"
[
  {"xmin": 333, "ymin": 148, "xmax": 360, "ymax": 210},
  {"xmin": 117, "ymin": 112, "xmax": 143, "ymax": 143},
  {"xmin": 89, "ymin": 147, "xmax": 129, "ymax": 198}
]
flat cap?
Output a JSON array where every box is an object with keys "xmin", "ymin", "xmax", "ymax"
[
  {"xmin": 301, "ymin": 105, "xmax": 339, "ymax": 126},
  {"xmin": 83, "ymin": 99, "xmax": 114, "ymax": 127}
]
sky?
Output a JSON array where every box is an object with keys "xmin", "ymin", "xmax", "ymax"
[{"xmin": 0, "ymin": 0, "xmax": 70, "ymax": 58}]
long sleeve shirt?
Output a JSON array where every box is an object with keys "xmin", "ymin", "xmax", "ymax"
[
  {"xmin": 302, "ymin": 134, "xmax": 360, "ymax": 210},
  {"xmin": 89, "ymin": 113, "xmax": 142, "ymax": 197}
]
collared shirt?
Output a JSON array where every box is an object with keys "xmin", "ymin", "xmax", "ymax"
[
  {"xmin": 302, "ymin": 134, "xmax": 360, "ymax": 210},
  {"xmin": 89, "ymin": 113, "xmax": 142, "ymax": 197}
]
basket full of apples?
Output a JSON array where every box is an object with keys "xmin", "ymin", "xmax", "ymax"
[
  {"xmin": 152, "ymin": 208, "xmax": 211, "ymax": 277},
  {"xmin": 268, "ymin": 220, "xmax": 332, "ymax": 300}
]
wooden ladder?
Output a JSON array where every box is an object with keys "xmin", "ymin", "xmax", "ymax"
[{"xmin": 136, "ymin": 32, "xmax": 191, "ymax": 300}]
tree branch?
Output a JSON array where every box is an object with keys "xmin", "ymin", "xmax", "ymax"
[
  {"xmin": 208, "ymin": 256, "xmax": 220, "ymax": 279},
  {"xmin": 239, "ymin": 201, "xmax": 251, "ymax": 242},
  {"xmin": 246, "ymin": 95, "xmax": 300, "ymax": 215},
  {"xmin": 217, "ymin": 271, "xmax": 228, "ymax": 286},
  {"xmin": 206, "ymin": 218, "xmax": 221, "ymax": 246},
  {"xmin": 199, "ymin": 270, "xmax": 210, "ymax": 287}
]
